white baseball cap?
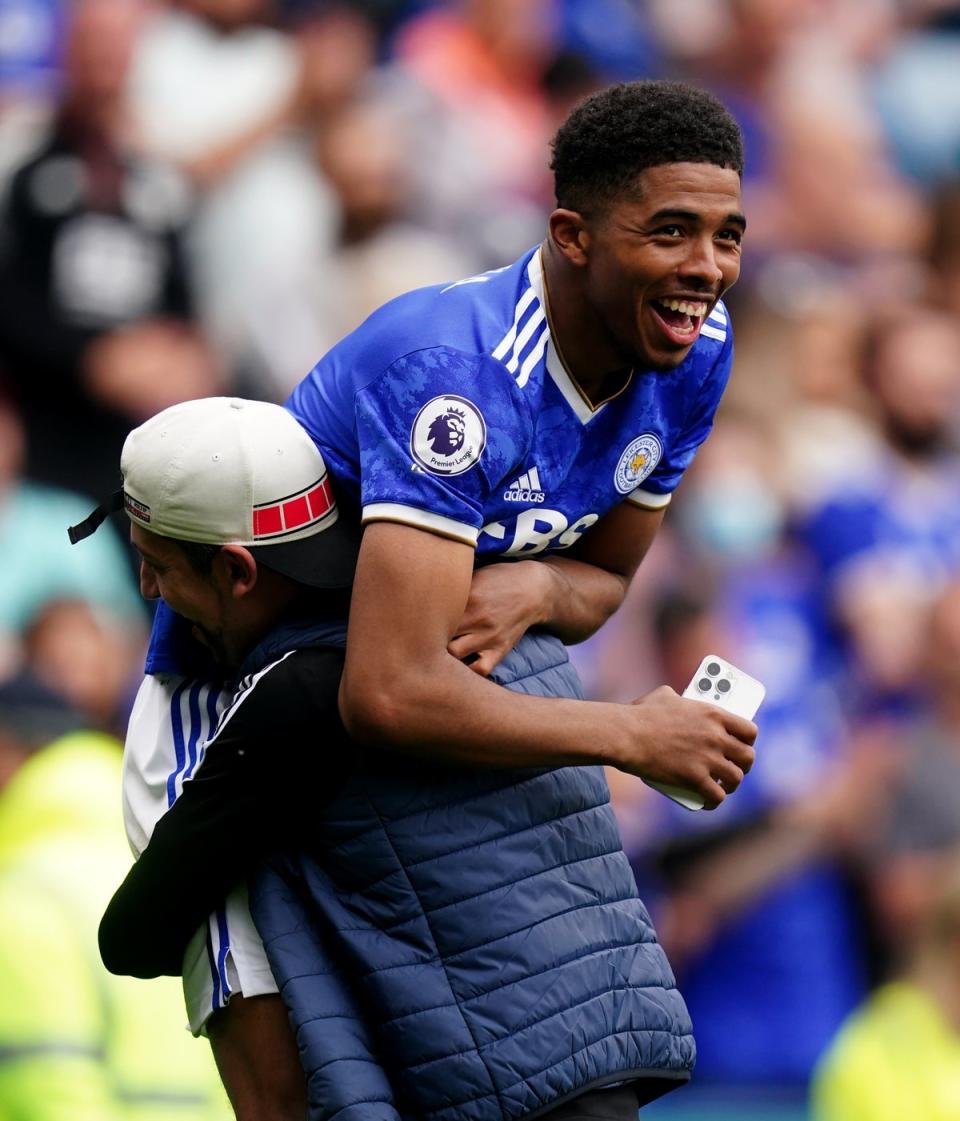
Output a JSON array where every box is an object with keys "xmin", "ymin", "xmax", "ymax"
[{"xmin": 68, "ymin": 397, "xmax": 359, "ymax": 589}]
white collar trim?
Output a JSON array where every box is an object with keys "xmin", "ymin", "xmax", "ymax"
[{"xmin": 527, "ymin": 248, "xmax": 604, "ymax": 426}]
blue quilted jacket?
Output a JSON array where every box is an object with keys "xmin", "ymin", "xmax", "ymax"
[{"xmin": 247, "ymin": 626, "xmax": 694, "ymax": 1121}]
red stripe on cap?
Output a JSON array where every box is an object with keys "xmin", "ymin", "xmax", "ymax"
[
  {"xmin": 282, "ymin": 495, "xmax": 310, "ymax": 529},
  {"xmin": 253, "ymin": 478, "xmax": 330, "ymax": 538},
  {"xmin": 253, "ymin": 506, "xmax": 282, "ymax": 537},
  {"xmin": 308, "ymin": 478, "xmax": 334, "ymax": 519}
]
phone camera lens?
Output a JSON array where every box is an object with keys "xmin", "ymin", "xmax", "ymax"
[
  {"xmin": 697, "ymin": 678, "xmax": 712, "ymax": 693},
  {"xmin": 706, "ymin": 661, "xmax": 721, "ymax": 677},
  {"xmin": 717, "ymin": 679, "xmax": 732, "ymax": 694}
]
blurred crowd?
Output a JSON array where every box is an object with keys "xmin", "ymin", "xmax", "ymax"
[{"xmin": 1, "ymin": 0, "xmax": 960, "ymax": 1118}]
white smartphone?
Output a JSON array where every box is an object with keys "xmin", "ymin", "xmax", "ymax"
[{"xmin": 644, "ymin": 654, "xmax": 765, "ymax": 811}]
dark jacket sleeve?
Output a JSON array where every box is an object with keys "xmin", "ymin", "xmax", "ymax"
[{"xmin": 99, "ymin": 646, "xmax": 351, "ymax": 978}]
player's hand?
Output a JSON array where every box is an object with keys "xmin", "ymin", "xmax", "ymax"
[
  {"xmin": 621, "ymin": 686, "xmax": 757, "ymax": 809},
  {"xmin": 448, "ymin": 561, "xmax": 552, "ymax": 677}
]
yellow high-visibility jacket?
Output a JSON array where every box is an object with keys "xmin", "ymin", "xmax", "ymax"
[
  {"xmin": 812, "ymin": 980, "xmax": 960, "ymax": 1121},
  {"xmin": 0, "ymin": 731, "xmax": 231, "ymax": 1121}
]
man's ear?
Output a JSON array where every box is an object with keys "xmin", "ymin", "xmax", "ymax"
[
  {"xmin": 548, "ymin": 208, "xmax": 590, "ymax": 267},
  {"xmin": 218, "ymin": 545, "xmax": 258, "ymax": 599}
]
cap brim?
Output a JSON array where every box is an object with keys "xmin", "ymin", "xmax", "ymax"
[{"xmin": 248, "ymin": 511, "xmax": 361, "ymax": 589}]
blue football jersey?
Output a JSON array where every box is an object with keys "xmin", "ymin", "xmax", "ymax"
[{"xmin": 287, "ymin": 246, "xmax": 733, "ymax": 560}]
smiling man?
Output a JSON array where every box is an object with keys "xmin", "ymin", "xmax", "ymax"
[
  {"xmin": 97, "ymin": 80, "xmax": 757, "ymax": 1121},
  {"xmin": 275, "ymin": 79, "xmax": 755, "ymax": 1120},
  {"xmin": 289, "ymin": 80, "xmax": 749, "ymax": 784}
]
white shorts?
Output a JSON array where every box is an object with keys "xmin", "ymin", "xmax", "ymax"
[
  {"xmin": 123, "ymin": 673, "xmax": 279, "ymax": 1035},
  {"xmin": 182, "ymin": 881, "xmax": 279, "ymax": 1036}
]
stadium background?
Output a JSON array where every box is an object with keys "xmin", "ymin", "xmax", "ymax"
[{"xmin": 1, "ymin": 0, "xmax": 960, "ymax": 1118}]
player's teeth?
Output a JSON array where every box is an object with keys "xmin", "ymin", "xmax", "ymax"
[{"xmin": 660, "ymin": 298, "xmax": 707, "ymax": 316}]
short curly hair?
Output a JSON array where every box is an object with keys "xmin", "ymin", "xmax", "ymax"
[{"xmin": 550, "ymin": 80, "xmax": 744, "ymax": 214}]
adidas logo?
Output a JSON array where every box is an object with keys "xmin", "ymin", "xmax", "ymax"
[{"xmin": 504, "ymin": 467, "xmax": 546, "ymax": 503}]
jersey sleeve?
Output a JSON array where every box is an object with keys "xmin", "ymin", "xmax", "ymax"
[
  {"xmin": 355, "ymin": 348, "xmax": 532, "ymax": 546},
  {"xmin": 99, "ymin": 647, "xmax": 351, "ymax": 979},
  {"xmin": 628, "ymin": 329, "xmax": 734, "ymax": 510}
]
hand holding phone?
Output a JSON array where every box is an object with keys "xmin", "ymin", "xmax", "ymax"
[{"xmin": 644, "ymin": 655, "xmax": 765, "ymax": 811}]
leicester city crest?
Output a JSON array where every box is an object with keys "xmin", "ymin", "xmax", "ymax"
[
  {"xmin": 614, "ymin": 433, "xmax": 662, "ymax": 494},
  {"xmin": 410, "ymin": 394, "xmax": 487, "ymax": 476}
]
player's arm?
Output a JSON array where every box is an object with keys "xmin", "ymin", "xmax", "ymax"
[
  {"xmin": 340, "ymin": 521, "xmax": 756, "ymax": 804},
  {"xmin": 100, "ymin": 648, "xmax": 350, "ymax": 978},
  {"xmin": 545, "ymin": 500, "xmax": 665, "ymax": 637},
  {"xmin": 449, "ymin": 503, "xmax": 664, "ymax": 675}
]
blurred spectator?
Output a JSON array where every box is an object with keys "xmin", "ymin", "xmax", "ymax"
[
  {"xmin": 0, "ymin": 0, "xmax": 63, "ymax": 100},
  {"xmin": 0, "ymin": 0, "xmax": 65, "ymax": 179},
  {"xmin": 871, "ymin": 9, "xmax": 960, "ymax": 185},
  {"xmin": 591, "ymin": 414, "xmax": 898, "ymax": 1096},
  {"xmin": 305, "ymin": 95, "xmax": 473, "ymax": 350},
  {"xmin": 0, "ymin": 392, "xmax": 143, "ymax": 651},
  {"xmin": 926, "ymin": 179, "xmax": 960, "ymax": 317},
  {"xmin": 865, "ymin": 581, "xmax": 960, "ymax": 973},
  {"xmin": 0, "ymin": 674, "xmax": 231, "ymax": 1120},
  {"xmin": 387, "ymin": 0, "xmax": 562, "ymax": 261},
  {"xmin": 0, "ymin": 0, "xmax": 220, "ymax": 501},
  {"xmin": 671, "ymin": 410, "xmax": 787, "ymax": 570},
  {"xmin": 746, "ymin": 10, "xmax": 925, "ymax": 286},
  {"xmin": 628, "ymin": 579, "xmax": 878, "ymax": 1093},
  {"xmin": 128, "ymin": 0, "xmax": 376, "ymax": 394},
  {"xmin": 0, "ymin": 2, "xmax": 959, "ymax": 1116},
  {"xmin": 650, "ymin": 0, "xmax": 926, "ymax": 299},
  {"xmin": 812, "ymin": 854, "xmax": 960, "ymax": 1121},
  {"xmin": 539, "ymin": 45, "xmax": 603, "ymax": 127},
  {"xmin": 23, "ymin": 598, "xmax": 145, "ymax": 736},
  {"xmin": 556, "ymin": 0, "xmax": 659, "ymax": 81},
  {"xmin": 791, "ymin": 306, "xmax": 960, "ymax": 719},
  {"xmin": 0, "ymin": 670, "xmax": 80, "ymax": 779},
  {"xmin": 747, "ymin": 73, "xmax": 926, "ymax": 264}
]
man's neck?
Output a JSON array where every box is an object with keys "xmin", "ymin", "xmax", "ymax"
[
  {"xmin": 225, "ymin": 581, "xmax": 350, "ymax": 674},
  {"xmin": 540, "ymin": 240, "xmax": 633, "ymax": 407}
]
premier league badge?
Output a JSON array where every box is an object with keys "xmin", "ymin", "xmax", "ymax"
[
  {"xmin": 410, "ymin": 395, "xmax": 487, "ymax": 476},
  {"xmin": 614, "ymin": 433, "xmax": 662, "ymax": 494}
]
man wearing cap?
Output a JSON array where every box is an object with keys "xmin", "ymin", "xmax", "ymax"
[
  {"xmin": 71, "ymin": 396, "xmax": 360, "ymax": 1121},
  {"xmin": 86, "ymin": 390, "xmax": 692, "ymax": 1121},
  {"xmin": 83, "ymin": 81, "xmax": 759, "ymax": 1121}
]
